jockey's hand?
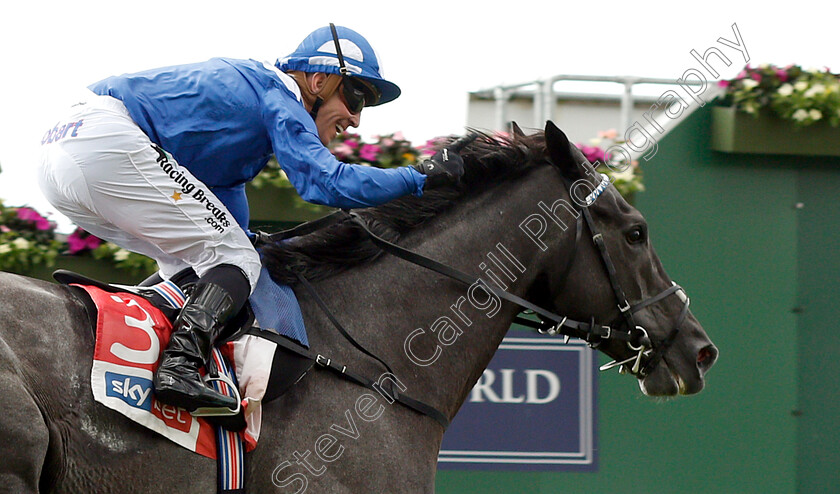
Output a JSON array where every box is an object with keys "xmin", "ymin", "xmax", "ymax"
[{"xmin": 412, "ymin": 147, "xmax": 465, "ymax": 189}]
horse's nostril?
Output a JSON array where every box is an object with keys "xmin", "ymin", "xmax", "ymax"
[{"xmin": 697, "ymin": 345, "xmax": 718, "ymax": 372}]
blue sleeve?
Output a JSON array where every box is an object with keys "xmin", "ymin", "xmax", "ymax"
[
  {"xmin": 211, "ymin": 183, "xmax": 251, "ymax": 233},
  {"xmin": 261, "ymin": 87, "xmax": 426, "ymax": 209}
]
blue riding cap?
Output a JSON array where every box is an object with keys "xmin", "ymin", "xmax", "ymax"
[{"xmin": 276, "ymin": 25, "xmax": 401, "ymax": 106}]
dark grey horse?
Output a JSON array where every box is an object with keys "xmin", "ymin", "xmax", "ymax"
[{"xmin": 0, "ymin": 123, "xmax": 717, "ymax": 493}]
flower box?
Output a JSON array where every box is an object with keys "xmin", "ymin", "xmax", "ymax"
[{"xmin": 710, "ymin": 106, "xmax": 840, "ymax": 157}]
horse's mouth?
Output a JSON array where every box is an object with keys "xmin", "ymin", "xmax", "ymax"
[
  {"xmin": 632, "ymin": 339, "xmax": 717, "ymax": 397},
  {"xmin": 637, "ymin": 360, "xmax": 703, "ymax": 397}
]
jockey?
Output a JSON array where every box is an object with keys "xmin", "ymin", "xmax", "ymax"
[{"xmin": 37, "ymin": 24, "xmax": 465, "ymax": 414}]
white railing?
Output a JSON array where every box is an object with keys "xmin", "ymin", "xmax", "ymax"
[{"xmin": 472, "ymin": 75, "xmax": 709, "ymax": 133}]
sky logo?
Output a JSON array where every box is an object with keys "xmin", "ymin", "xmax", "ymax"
[{"xmin": 105, "ymin": 371, "xmax": 154, "ymax": 411}]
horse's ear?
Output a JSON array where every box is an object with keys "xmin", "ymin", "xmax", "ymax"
[
  {"xmin": 545, "ymin": 121, "xmax": 584, "ymax": 180},
  {"xmin": 510, "ymin": 121, "xmax": 526, "ymax": 138}
]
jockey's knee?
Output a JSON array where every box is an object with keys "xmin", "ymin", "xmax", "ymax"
[{"xmin": 200, "ymin": 264, "xmax": 251, "ymax": 313}]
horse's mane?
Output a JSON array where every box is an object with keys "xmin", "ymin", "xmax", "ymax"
[{"xmin": 261, "ymin": 130, "xmax": 548, "ymax": 285}]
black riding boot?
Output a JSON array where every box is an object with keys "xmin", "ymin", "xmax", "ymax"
[{"xmin": 153, "ymin": 281, "xmax": 239, "ymax": 413}]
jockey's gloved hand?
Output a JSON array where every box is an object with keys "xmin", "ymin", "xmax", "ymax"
[{"xmin": 412, "ymin": 147, "xmax": 465, "ymax": 189}]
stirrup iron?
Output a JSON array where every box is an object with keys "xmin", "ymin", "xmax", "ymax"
[{"xmin": 190, "ymin": 373, "xmax": 242, "ymax": 417}]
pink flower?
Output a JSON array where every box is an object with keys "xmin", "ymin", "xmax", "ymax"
[
  {"xmin": 331, "ymin": 142, "xmax": 354, "ymax": 160},
  {"xmin": 16, "ymin": 207, "xmax": 52, "ymax": 231},
  {"xmin": 66, "ymin": 228, "xmax": 102, "ymax": 254},
  {"xmin": 751, "ymin": 73, "xmax": 762, "ymax": 82},
  {"xmin": 419, "ymin": 137, "xmax": 447, "ymax": 155},
  {"xmin": 343, "ymin": 136, "xmax": 360, "ymax": 149},
  {"xmin": 16, "ymin": 207, "xmax": 40, "ymax": 222},
  {"xmin": 776, "ymin": 70, "xmax": 789, "ymax": 82},
  {"xmin": 86, "ymin": 236, "xmax": 101, "ymax": 249},
  {"xmin": 0, "ymin": 225, "xmax": 9, "ymax": 233},
  {"xmin": 359, "ymin": 144, "xmax": 381, "ymax": 162},
  {"xmin": 717, "ymin": 80, "xmax": 730, "ymax": 88},
  {"xmin": 577, "ymin": 144, "xmax": 605, "ymax": 164},
  {"xmin": 392, "ymin": 131, "xmax": 405, "ymax": 141},
  {"xmin": 66, "ymin": 236, "xmax": 87, "ymax": 254}
]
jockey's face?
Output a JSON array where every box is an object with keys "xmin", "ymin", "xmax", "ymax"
[{"xmin": 308, "ymin": 73, "xmax": 361, "ymax": 146}]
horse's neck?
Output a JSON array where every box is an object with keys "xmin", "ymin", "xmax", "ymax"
[{"xmin": 300, "ymin": 169, "xmax": 561, "ymax": 419}]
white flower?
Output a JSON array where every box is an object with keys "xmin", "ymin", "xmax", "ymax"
[
  {"xmin": 809, "ymin": 109, "xmax": 823, "ymax": 121},
  {"xmin": 741, "ymin": 79, "xmax": 759, "ymax": 90},
  {"xmin": 610, "ymin": 166, "xmax": 635, "ymax": 182},
  {"xmin": 0, "ymin": 244, "xmax": 11, "ymax": 254},
  {"xmin": 805, "ymin": 84, "xmax": 826, "ymax": 98},
  {"xmin": 588, "ymin": 138, "xmax": 602, "ymax": 146},
  {"xmin": 114, "ymin": 249, "xmax": 130, "ymax": 261},
  {"xmin": 777, "ymin": 84, "xmax": 794, "ymax": 97},
  {"xmin": 794, "ymin": 81, "xmax": 809, "ymax": 92},
  {"xmin": 792, "ymin": 109, "xmax": 810, "ymax": 121},
  {"xmin": 11, "ymin": 237, "xmax": 30, "ymax": 250}
]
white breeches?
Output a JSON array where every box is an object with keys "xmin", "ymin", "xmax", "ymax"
[{"xmin": 37, "ymin": 93, "xmax": 261, "ymax": 291}]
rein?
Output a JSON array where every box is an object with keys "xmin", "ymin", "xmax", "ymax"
[{"xmin": 344, "ymin": 206, "xmax": 687, "ymax": 378}]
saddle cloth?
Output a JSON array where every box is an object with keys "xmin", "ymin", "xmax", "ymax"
[{"xmin": 82, "ymin": 283, "xmax": 278, "ymax": 458}]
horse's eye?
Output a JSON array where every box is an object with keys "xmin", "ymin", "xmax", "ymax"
[{"xmin": 626, "ymin": 226, "xmax": 646, "ymax": 244}]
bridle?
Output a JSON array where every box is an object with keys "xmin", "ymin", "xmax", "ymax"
[
  {"xmin": 260, "ymin": 166, "xmax": 691, "ymax": 381},
  {"xmin": 253, "ymin": 159, "xmax": 694, "ymax": 431},
  {"xmin": 255, "ymin": 146, "xmax": 694, "ymax": 432},
  {"xmin": 347, "ymin": 169, "xmax": 691, "ymax": 379},
  {"xmin": 517, "ymin": 172, "xmax": 692, "ymax": 377}
]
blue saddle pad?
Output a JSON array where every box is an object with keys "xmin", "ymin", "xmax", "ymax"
[{"xmin": 248, "ymin": 266, "xmax": 308, "ymax": 347}]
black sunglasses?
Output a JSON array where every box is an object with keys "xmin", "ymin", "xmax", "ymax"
[
  {"xmin": 329, "ymin": 23, "xmax": 381, "ymax": 114},
  {"xmin": 340, "ymin": 76, "xmax": 379, "ymax": 114}
]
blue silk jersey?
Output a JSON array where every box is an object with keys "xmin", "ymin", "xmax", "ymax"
[{"xmin": 89, "ymin": 58, "xmax": 425, "ymax": 230}]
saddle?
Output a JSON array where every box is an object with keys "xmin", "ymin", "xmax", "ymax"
[{"xmin": 54, "ymin": 269, "xmax": 315, "ymax": 414}]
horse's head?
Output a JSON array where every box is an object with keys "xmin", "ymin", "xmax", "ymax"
[{"xmin": 524, "ymin": 121, "xmax": 717, "ymax": 396}]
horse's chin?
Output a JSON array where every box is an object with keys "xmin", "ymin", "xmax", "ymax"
[{"xmin": 637, "ymin": 362, "xmax": 700, "ymax": 397}]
